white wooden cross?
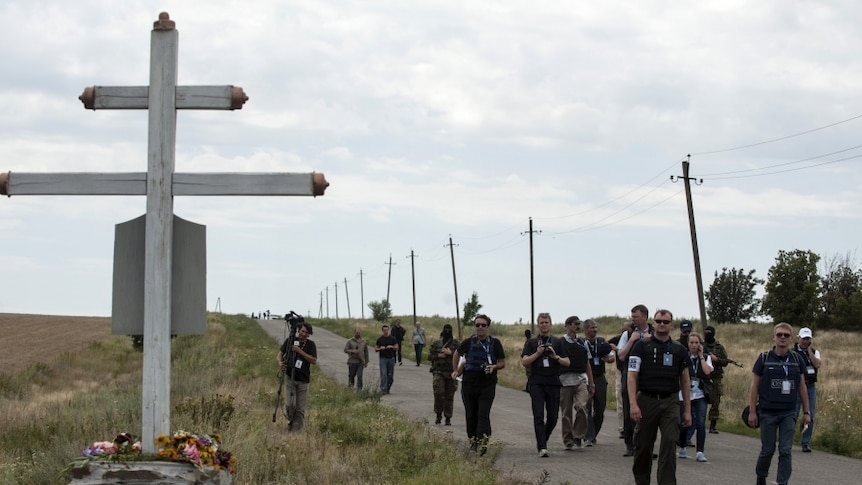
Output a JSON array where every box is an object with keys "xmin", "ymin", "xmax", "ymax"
[{"xmin": 0, "ymin": 12, "xmax": 328, "ymax": 452}]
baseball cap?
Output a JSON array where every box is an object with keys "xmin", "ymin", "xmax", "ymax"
[
  {"xmin": 798, "ymin": 327, "xmax": 813, "ymax": 339},
  {"xmin": 680, "ymin": 320, "xmax": 693, "ymax": 332}
]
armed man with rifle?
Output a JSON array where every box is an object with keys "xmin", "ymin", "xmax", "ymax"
[
  {"xmin": 703, "ymin": 325, "xmax": 742, "ymax": 434},
  {"xmin": 275, "ymin": 312, "xmax": 317, "ymax": 432}
]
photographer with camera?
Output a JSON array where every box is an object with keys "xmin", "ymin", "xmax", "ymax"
[
  {"xmin": 276, "ymin": 316, "xmax": 317, "ymax": 432},
  {"xmin": 521, "ymin": 312, "xmax": 571, "ymax": 457}
]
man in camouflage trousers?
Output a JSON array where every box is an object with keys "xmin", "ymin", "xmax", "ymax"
[
  {"xmin": 430, "ymin": 324, "xmax": 460, "ymax": 425},
  {"xmin": 704, "ymin": 325, "xmax": 729, "ymax": 433}
]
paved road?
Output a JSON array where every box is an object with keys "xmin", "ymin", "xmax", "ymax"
[{"xmin": 259, "ymin": 320, "xmax": 862, "ymax": 484}]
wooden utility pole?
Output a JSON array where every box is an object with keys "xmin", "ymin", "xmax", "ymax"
[
  {"xmin": 325, "ymin": 286, "xmax": 330, "ymax": 318},
  {"xmin": 446, "ymin": 235, "xmax": 462, "ymax": 339},
  {"xmin": 344, "ymin": 277, "xmax": 352, "ymax": 319},
  {"xmin": 384, "ymin": 254, "xmax": 396, "ymax": 304},
  {"xmin": 521, "ymin": 217, "xmax": 541, "ymax": 334},
  {"xmin": 407, "ymin": 250, "xmax": 418, "ymax": 325},
  {"xmin": 358, "ymin": 269, "xmax": 365, "ymax": 319},
  {"xmin": 334, "ymin": 281, "xmax": 339, "ymax": 319},
  {"xmin": 671, "ymin": 156, "xmax": 708, "ymax": 330}
]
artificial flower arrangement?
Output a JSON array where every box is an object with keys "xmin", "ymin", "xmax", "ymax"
[{"xmin": 68, "ymin": 431, "xmax": 236, "ymax": 475}]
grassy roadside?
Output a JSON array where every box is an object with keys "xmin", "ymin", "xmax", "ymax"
[
  {"xmin": 0, "ymin": 313, "xmax": 517, "ymax": 484},
  {"xmin": 321, "ymin": 314, "xmax": 862, "ymax": 459}
]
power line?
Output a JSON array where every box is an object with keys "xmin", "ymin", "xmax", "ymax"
[
  {"xmin": 691, "ymin": 113, "xmax": 862, "ymax": 156},
  {"xmin": 697, "ymin": 145, "xmax": 862, "ymax": 177}
]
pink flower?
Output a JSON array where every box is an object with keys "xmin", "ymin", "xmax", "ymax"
[{"xmin": 182, "ymin": 443, "xmax": 201, "ymax": 464}]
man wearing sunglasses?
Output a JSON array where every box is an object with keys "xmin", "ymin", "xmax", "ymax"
[
  {"xmin": 627, "ymin": 309, "xmax": 691, "ymax": 485},
  {"xmin": 451, "ymin": 314, "xmax": 506, "ymax": 454},
  {"xmin": 749, "ymin": 322, "xmax": 811, "ymax": 485}
]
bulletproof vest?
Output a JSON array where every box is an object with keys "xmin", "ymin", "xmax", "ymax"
[
  {"xmin": 465, "ymin": 337, "xmax": 496, "ymax": 372},
  {"xmin": 758, "ymin": 351, "xmax": 803, "ymax": 410},
  {"xmin": 561, "ymin": 337, "xmax": 589, "ymax": 373},
  {"xmin": 636, "ymin": 338, "xmax": 685, "ymax": 393}
]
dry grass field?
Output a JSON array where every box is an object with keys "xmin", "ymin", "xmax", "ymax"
[{"xmin": 0, "ymin": 313, "xmax": 112, "ymax": 375}]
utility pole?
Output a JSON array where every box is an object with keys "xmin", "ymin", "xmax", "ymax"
[
  {"xmin": 446, "ymin": 235, "xmax": 462, "ymax": 339},
  {"xmin": 384, "ymin": 254, "xmax": 396, "ymax": 304},
  {"xmin": 344, "ymin": 277, "xmax": 352, "ymax": 319},
  {"xmin": 521, "ymin": 217, "xmax": 541, "ymax": 334},
  {"xmin": 318, "ymin": 291, "xmax": 323, "ymax": 319},
  {"xmin": 407, "ymin": 250, "xmax": 418, "ymax": 325},
  {"xmin": 358, "ymin": 269, "xmax": 366, "ymax": 319},
  {"xmin": 325, "ymin": 286, "xmax": 330, "ymax": 318},
  {"xmin": 334, "ymin": 281, "xmax": 339, "ymax": 319},
  {"xmin": 671, "ymin": 156, "xmax": 708, "ymax": 330}
]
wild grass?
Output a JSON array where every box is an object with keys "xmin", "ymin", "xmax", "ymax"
[
  {"xmin": 0, "ymin": 313, "xmax": 519, "ymax": 484},
  {"xmin": 328, "ymin": 315, "xmax": 862, "ymax": 459}
]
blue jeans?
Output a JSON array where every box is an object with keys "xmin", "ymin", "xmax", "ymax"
[
  {"xmin": 795, "ymin": 383, "xmax": 816, "ymax": 446},
  {"xmin": 379, "ymin": 357, "xmax": 395, "ymax": 393},
  {"xmin": 757, "ymin": 410, "xmax": 796, "ymax": 485},
  {"xmin": 679, "ymin": 397, "xmax": 708, "ymax": 452}
]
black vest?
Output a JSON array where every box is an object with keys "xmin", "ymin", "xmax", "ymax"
[{"xmin": 757, "ymin": 350, "xmax": 803, "ymax": 411}]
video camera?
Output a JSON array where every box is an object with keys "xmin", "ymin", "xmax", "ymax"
[{"xmin": 284, "ymin": 311, "xmax": 305, "ymax": 329}]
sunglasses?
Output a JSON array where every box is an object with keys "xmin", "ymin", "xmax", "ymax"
[
  {"xmin": 475, "ymin": 323, "xmax": 488, "ymax": 328},
  {"xmin": 654, "ymin": 319, "xmax": 672, "ymax": 324},
  {"xmin": 775, "ymin": 332, "xmax": 791, "ymax": 338}
]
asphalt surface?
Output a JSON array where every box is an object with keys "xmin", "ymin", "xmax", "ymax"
[{"xmin": 258, "ymin": 320, "xmax": 862, "ymax": 484}]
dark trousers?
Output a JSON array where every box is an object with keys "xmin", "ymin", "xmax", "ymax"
[
  {"xmin": 396, "ymin": 342, "xmax": 403, "ymax": 363},
  {"xmin": 528, "ymin": 382, "xmax": 561, "ymax": 451},
  {"xmin": 414, "ymin": 343, "xmax": 424, "ymax": 365},
  {"xmin": 633, "ymin": 393, "xmax": 680, "ymax": 485},
  {"xmin": 621, "ymin": 375, "xmax": 635, "ymax": 450},
  {"xmin": 586, "ymin": 374, "xmax": 608, "ymax": 441},
  {"xmin": 461, "ymin": 375, "xmax": 497, "ymax": 442}
]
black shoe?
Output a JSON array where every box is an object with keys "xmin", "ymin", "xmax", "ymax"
[
  {"xmin": 435, "ymin": 414, "xmax": 442, "ymax": 424},
  {"xmin": 802, "ymin": 444, "xmax": 812, "ymax": 452},
  {"xmin": 623, "ymin": 448, "xmax": 634, "ymax": 457},
  {"xmin": 398, "ymin": 362, "xmax": 402, "ymax": 366},
  {"xmin": 709, "ymin": 428, "xmax": 719, "ymax": 434},
  {"xmin": 445, "ymin": 417, "xmax": 451, "ymax": 426},
  {"xmin": 756, "ymin": 477, "xmax": 766, "ymax": 485}
]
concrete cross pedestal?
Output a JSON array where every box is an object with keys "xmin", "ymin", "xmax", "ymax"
[{"xmin": 1, "ymin": 12, "xmax": 328, "ymax": 452}]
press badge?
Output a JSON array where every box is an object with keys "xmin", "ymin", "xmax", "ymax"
[
  {"xmin": 294, "ymin": 359, "xmax": 303, "ymax": 369},
  {"xmin": 543, "ymin": 357, "xmax": 550, "ymax": 367},
  {"xmin": 594, "ymin": 357, "xmax": 600, "ymax": 366},
  {"xmin": 663, "ymin": 353, "xmax": 673, "ymax": 366},
  {"xmin": 782, "ymin": 380, "xmax": 792, "ymax": 394},
  {"xmin": 806, "ymin": 366, "xmax": 815, "ymax": 375}
]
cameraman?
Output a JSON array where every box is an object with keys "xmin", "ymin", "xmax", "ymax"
[{"xmin": 276, "ymin": 321, "xmax": 317, "ymax": 432}]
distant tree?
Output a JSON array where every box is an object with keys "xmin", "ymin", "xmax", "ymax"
[
  {"xmin": 705, "ymin": 267, "xmax": 764, "ymax": 323},
  {"xmin": 818, "ymin": 252, "xmax": 862, "ymax": 331},
  {"xmin": 762, "ymin": 249, "xmax": 821, "ymax": 325},
  {"xmin": 462, "ymin": 292, "xmax": 483, "ymax": 329},
  {"xmin": 368, "ymin": 299, "xmax": 392, "ymax": 323}
]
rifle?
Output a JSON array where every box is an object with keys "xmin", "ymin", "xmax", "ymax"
[{"xmin": 726, "ymin": 358, "xmax": 744, "ymax": 368}]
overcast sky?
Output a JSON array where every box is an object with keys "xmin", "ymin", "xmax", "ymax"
[{"xmin": 1, "ymin": 1, "xmax": 860, "ymax": 328}]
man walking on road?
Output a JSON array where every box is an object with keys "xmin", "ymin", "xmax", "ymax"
[
  {"xmin": 521, "ymin": 312, "xmax": 571, "ymax": 457},
  {"xmin": 375, "ymin": 325, "xmax": 398, "ymax": 394},
  {"xmin": 558, "ymin": 316, "xmax": 593, "ymax": 451},
  {"xmin": 749, "ymin": 322, "xmax": 811, "ymax": 485},
  {"xmin": 452, "ymin": 314, "xmax": 506, "ymax": 454},
  {"xmin": 793, "ymin": 326, "xmax": 821, "ymax": 453},
  {"xmin": 413, "ymin": 321, "xmax": 427, "ymax": 366},
  {"xmin": 344, "ymin": 327, "xmax": 369, "ymax": 390},
  {"xmin": 392, "ymin": 319, "xmax": 406, "ymax": 365},
  {"xmin": 583, "ymin": 318, "xmax": 613, "ymax": 446},
  {"xmin": 429, "ymin": 323, "xmax": 459, "ymax": 425},
  {"xmin": 627, "ymin": 309, "xmax": 691, "ymax": 485},
  {"xmin": 617, "ymin": 305, "xmax": 654, "ymax": 456}
]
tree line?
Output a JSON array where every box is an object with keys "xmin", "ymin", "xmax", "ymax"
[{"xmin": 707, "ymin": 249, "xmax": 862, "ymax": 330}]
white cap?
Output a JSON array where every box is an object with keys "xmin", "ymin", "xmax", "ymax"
[{"xmin": 798, "ymin": 327, "xmax": 813, "ymax": 339}]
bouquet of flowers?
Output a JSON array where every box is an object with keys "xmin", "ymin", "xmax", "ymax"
[
  {"xmin": 155, "ymin": 430, "xmax": 236, "ymax": 474},
  {"xmin": 66, "ymin": 431, "xmax": 236, "ymax": 475}
]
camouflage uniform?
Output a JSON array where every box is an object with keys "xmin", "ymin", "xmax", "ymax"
[
  {"xmin": 704, "ymin": 332, "xmax": 728, "ymax": 431},
  {"xmin": 430, "ymin": 335, "xmax": 460, "ymax": 423}
]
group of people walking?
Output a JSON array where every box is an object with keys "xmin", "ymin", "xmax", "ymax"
[{"xmin": 275, "ymin": 309, "xmax": 822, "ymax": 485}]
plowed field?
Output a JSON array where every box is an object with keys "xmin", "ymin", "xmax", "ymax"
[{"xmin": 0, "ymin": 313, "xmax": 111, "ymax": 374}]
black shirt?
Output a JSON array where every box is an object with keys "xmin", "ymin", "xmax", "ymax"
[
  {"xmin": 279, "ymin": 338, "xmax": 317, "ymax": 383},
  {"xmin": 376, "ymin": 335, "xmax": 398, "ymax": 359}
]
